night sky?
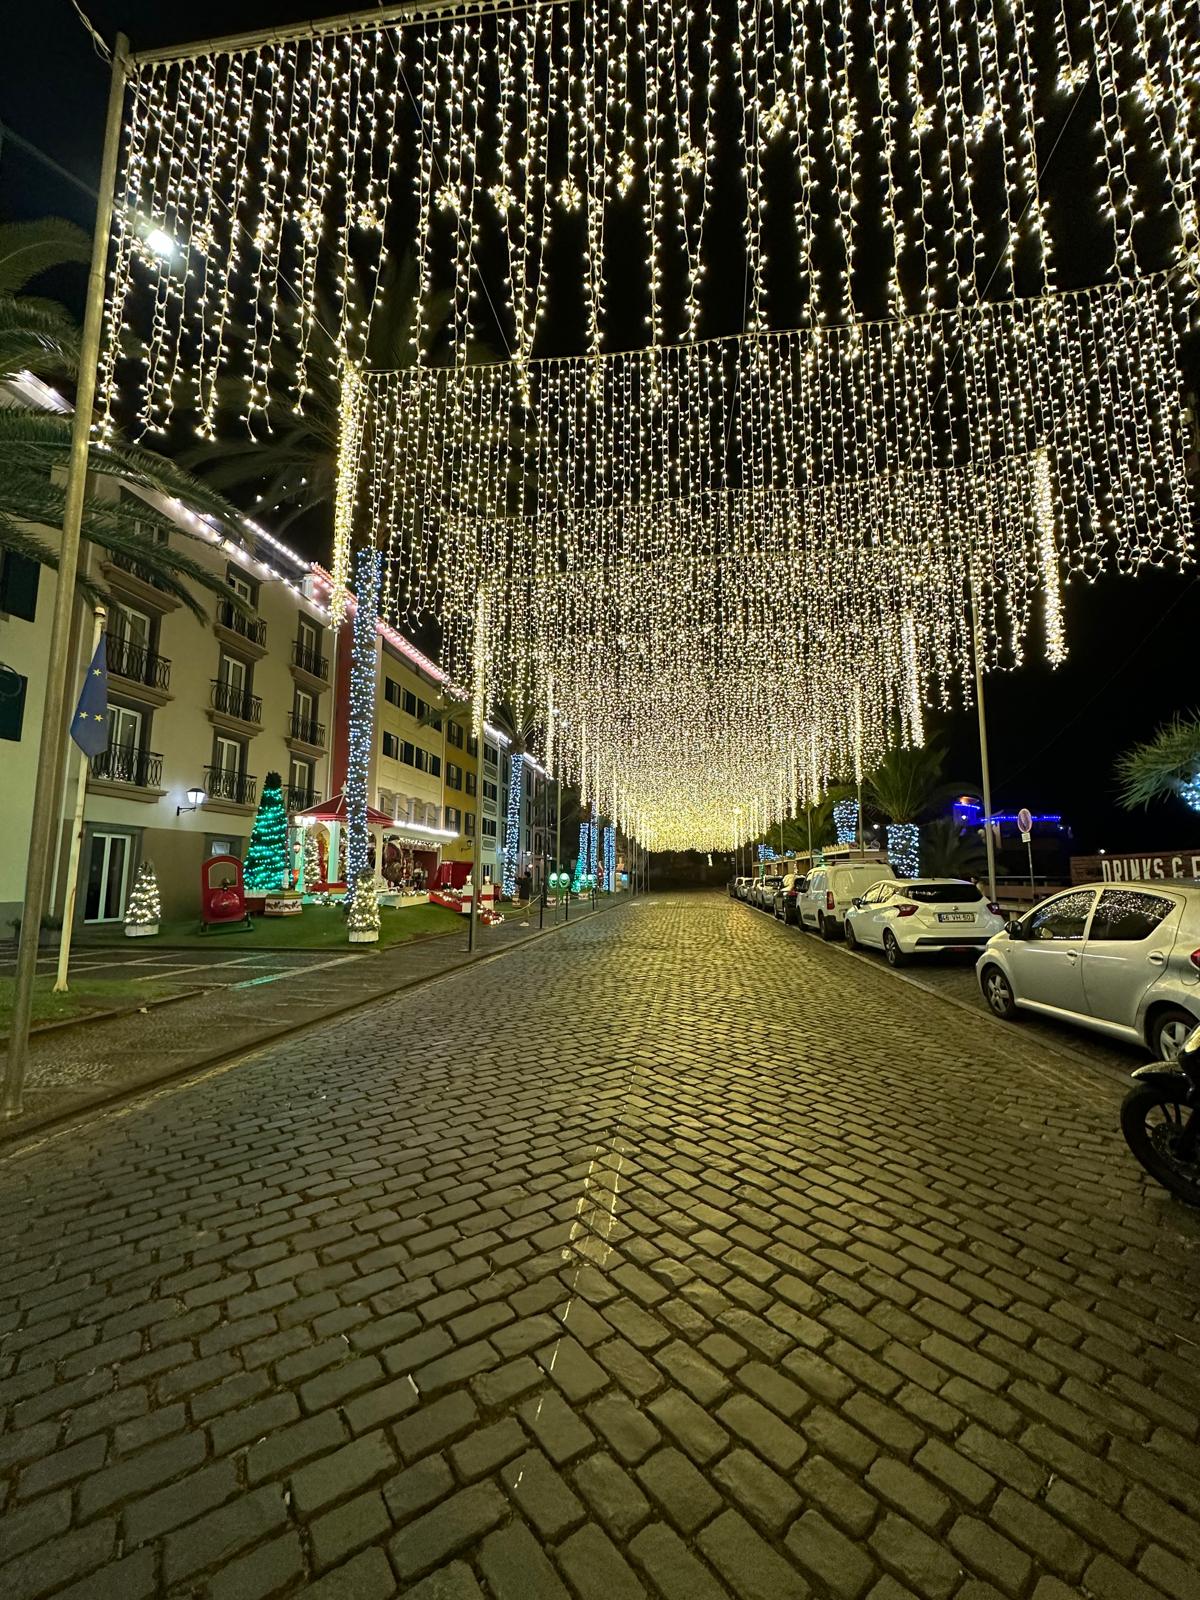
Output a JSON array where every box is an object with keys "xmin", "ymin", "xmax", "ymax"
[{"xmin": 3, "ymin": 0, "xmax": 1198, "ymax": 856}]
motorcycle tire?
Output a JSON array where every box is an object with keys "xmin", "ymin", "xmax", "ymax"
[{"xmin": 1120, "ymin": 1082, "xmax": 1200, "ymax": 1207}]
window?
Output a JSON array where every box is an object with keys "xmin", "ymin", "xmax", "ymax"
[
  {"xmin": 467, "ymin": 734, "xmax": 479, "ymax": 757},
  {"xmin": 384, "ymin": 677, "xmax": 402, "ymax": 706},
  {"xmin": 0, "ymin": 552, "xmax": 40, "ymax": 620},
  {"xmin": 447, "ymin": 722, "xmax": 464, "ymax": 749},
  {"xmin": 483, "ymin": 780, "xmax": 498, "ymax": 802},
  {"xmin": 904, "ymin": 883, "xmax": 983, "ymax": 903},
  {"xmin": 445, "ymin": 806, "xmax": 462, "ymax": 832},
  {"xmin": 298, "ymin": 617, "xmax": 318, "ymax": 655},
  {"xmin": 106, "ymin": 704, "xmax": 143, "ymax": 753},
  {"xmin": 0, "ymin": 670, "xmax": 28, "ymax": 741},
  {"xmin": 214, "ymin": 735, "xmax": 243, "ymax": 775},
  {"xmin": 289, "ymin": 757, "xmax": 314, "ymax": 795},
  {"xmin": 1027, "ymin": 889, "xmax": 1096, "ymax": 942},
  {"xmin": 294, "ymin": 688, "xmax": 316, "ymax": 723},
  {"xmin": 429, "ymin": 753, "xmax": 441, "ymax": 779},
  {"xmin": 465, "ymin": 772, "xmax": 477, "ymax": 796},
  {"xmin": 403, "ymin": 688, "xmax": 418, "ymax": 717},
  {"xmin": 382, "ymin": 732, "xmax": 400, "ymax": 760},
  {"xmin": 84, "ymin": 831, "xmax": 132, "ymax": 923},
  {"xmin": 219, "ymin": 653, "xmax": 249, "ymax": 695},
  {"xmin": 1089, "ymin": 890, "xmax": 1174, "ymax": 943},
  {"xmin": 225, "ymin": 564, "xmax": 257, "ymax": 605},
  {"xmin": 446, "ymin": 763, "xmax": 462, "ymax": 791},
  {"xmin": 482, "ymin": 817, "xmax": 497, "ymax": 838},
  {"xmin": 484, "ymin": 742, "xmax": 498, "ymax": 765},
  {"xmin": 465, "ymin": 811, "xmax": 476, "ymax": 836}
]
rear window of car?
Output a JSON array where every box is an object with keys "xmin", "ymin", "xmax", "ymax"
[
  {"xmin": 762, "ymin": 876, "xmax": 783, "ymax": 888},
  {"xmin": 903, "ymin": 883, "xmax": 983, "ymax": 903}
]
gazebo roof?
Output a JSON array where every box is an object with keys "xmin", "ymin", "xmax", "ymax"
[{"xmin": 292, "ymin": 791, "xmax": 393, "ymax": 827}]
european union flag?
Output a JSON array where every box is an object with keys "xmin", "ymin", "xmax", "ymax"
[{"xmin": 70, "ymin": 635, "xmax": 109, "ymax": 758}]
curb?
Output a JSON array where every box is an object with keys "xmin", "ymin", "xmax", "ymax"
[
  {"xmin": 0, "ymin": 986, "xmax": 204, "ymax": 1051},
  {"xmin": 0, "ymin": 897, "xmax": 626, "ymax": 1156}
]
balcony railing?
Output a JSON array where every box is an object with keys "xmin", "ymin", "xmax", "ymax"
[
  {"xmin": 292, "ymin": 639, "xmax": 328, "ymax": 680},
  {"xmin": 288, "ymin": 711, "xmax": 325, "ymax": 747},
  {"xmin": 91, "ymin": 744, "xmax": 163, "ymax": 789},
  {"xmin": 106, "ymin": 632, "xmax": 172, "ymax": 691},
  {"xmin": 285, "ymin": 784, "xmax": 320, "ymax": 813},
  {"xmin": 112, "ymin": 550, "xmax": 170, "ymax": 592},
  {"xmin": 216, "ymin": 599, "xmax": 267, "ymax": 647},
  {"xmin": 204, "ymin": 765, "xmax": 258, "ymax": 806},
  {"xmin": 210, "ymin": 679, "xmax": 262, "ymax": 725}
]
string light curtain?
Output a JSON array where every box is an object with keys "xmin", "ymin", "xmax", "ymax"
[{"xmin": 99, "ymin": 0, "xmax": 1198, "ymax": 850}]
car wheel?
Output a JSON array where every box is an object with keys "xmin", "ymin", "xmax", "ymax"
[
  {"xmin": 844, "ymin": 919, "xmax": 858, "ymax": 951},
  {"xmin": 883, "ymin": 930, "xmax": 907, "ymax": 967},
  {"xmin": 820, "ymin": 915, "xmax": 837, "ymax": 942},
  {"xmin": 1150, "ymin": 1007, "xmax": 1198, "ymax": 1063},
  {"xmin": 981, "ymin": 964, "xmax": 1017, "ymax": 1020}
]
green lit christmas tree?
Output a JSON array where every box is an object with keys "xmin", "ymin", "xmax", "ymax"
[
  {"xmin": 347, "ymin": 869, "xmax": 380, "ymax": 943},
  {"xmin": 124, "ymin": 860, "xmax": 161, "ymax": 937},
  {"xmin": 244, "ymin": 771, "xmax": 290, "ymax": 892}
]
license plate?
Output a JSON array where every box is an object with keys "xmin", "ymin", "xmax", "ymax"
[{"xmin": 938, "ymin": 912, "xmax": 973, "ymax": 922}]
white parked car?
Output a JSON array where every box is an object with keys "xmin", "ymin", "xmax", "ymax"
[
  {"xmin": 799, "ymin": 860, "xmax": 896, "ymax": 940},
  {"xmin": 845, "ymin": 878, "xmax": 1005, "ymax": 966},
  {"xmin": 753, "ymin": 874, "xmax": 784, "ymax": 910},
  {"xmin": 977, "ymin": 881, "xmax": 1200, "ymax": 1060}
]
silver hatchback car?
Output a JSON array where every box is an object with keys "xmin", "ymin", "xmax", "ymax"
[{"xmin": 977, "ymin": 880, "xmax": 1200, "ymax": 1059}]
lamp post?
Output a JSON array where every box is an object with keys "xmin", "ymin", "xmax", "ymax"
[
  {"xmin": 53, "ymin": 603, "xmax": 106, "ymax": 993},
  {"xmin": 970, "ymin": 578, "xmax": 999, "ymax": 904},
  {"xmin": 4, "ymin": 35, "xmax": 129, "ymax": 1117}
]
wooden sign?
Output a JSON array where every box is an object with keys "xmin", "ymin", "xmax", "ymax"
[{"xmin": 1071, "ymin": 849, "xmax": 1200, "ymax": 885}]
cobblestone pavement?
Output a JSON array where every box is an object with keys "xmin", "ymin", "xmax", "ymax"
[
  {"xmin": 1, "ymin": 892, "xmax": 1198, "ymax": 1600},
  {"xmin": 0, "ymin": 902, "xmax": 595, "ymax": 1132}
]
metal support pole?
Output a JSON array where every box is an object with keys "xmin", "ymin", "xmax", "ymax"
[
  {"xmin": 4, "ymin": 37, "xmax": 128, "ymax": 1117},
  {"xmin": 54, "ymin": 605, "xmax": 106, "ymax": 992},
  {"xmin": 970, "ymin": 580, "xmax": 999, "ymax": 905},
  {"xmin": 467, "ymin": 591, "xmax": 487, "ymax": 953}
]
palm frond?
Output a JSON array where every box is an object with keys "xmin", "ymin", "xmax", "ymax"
[
  {"xmin": 921, "ymin": 819, "xmax": 988, "ymax": 880},
  {"xmin": 1115, "ymin": 714, "xmax": 1200, "ymax": 810},
  {"xmin": 0, "ymin": 219, "xmax": 90, "ymax": 296},
  {"xmin": 867, "ymin": 741, "xmax": 947, "ymax": 824},
  {"xmin": 0, "ymin": 292, "xmax": 80, "ymax": 377}
]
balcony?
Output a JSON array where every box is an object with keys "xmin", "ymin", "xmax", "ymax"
[
  {"xmin": 286, "ymin": 710, "xmax": 326, "ymax": 753},
  {"xmin": 203, "ymin": 765, "xmax": 258, "ymax": 809},
  {"xmin": 99, "ymin": 553, "xmax": 182, "ymax": 613},
  {"xmin": 105, "ymin": 632, "xmax": 172, "ymax": 704},
  {"xmin": 214, "ymin": 599, "xmax": 268, "ymax": 659},
  {"xmin": 285, "ymin": 784, "xmax": 320, "ymax": 813},
  {"xmin": 291, "ymin": 638, "xmax": 329, "ymax": 687},
  {"xmin": 88, "ymin": 744, "xmax": 165, "ymax": 800},
  {"xmin": 209, "ymin": 678, "xmax": 263, "ymax": 734}
]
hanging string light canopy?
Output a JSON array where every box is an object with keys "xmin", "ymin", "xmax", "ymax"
[{"xmin": 101, "ymin": 0, "xmax": 1197, "ymax": 851}]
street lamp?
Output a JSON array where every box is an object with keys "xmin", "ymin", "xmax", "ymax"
[{"xmin": 177, "ymin": 786, "xmax": 206, "ymax": 816}]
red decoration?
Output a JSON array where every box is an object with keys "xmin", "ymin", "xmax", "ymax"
[{"xmin": 201, "ymin": 854, "xmax": 252, "ymax": 930}]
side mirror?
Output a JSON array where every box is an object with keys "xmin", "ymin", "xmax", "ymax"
[
  {"xmin": 852, "ymin": 897, "xmax": 863, "ymax": 909},
  {"xmin": 1005, "ymin": 918, "xmax": 1024, "ymax": 939}
]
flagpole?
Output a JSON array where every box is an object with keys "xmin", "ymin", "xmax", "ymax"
[
  {"xmin": 4, "ymin": 34, "xmax": 129, "ymax": 1118},
  {"xmin": 54, "ymin": 606, "xmax": 107, "ymax": 993}
]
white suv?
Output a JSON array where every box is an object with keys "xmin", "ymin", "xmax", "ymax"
[
  {"xmin": 799, "ymin": 860, "xmax": 896, "ymax": 940},
  {"xmin": 977, "ymin": 880, "xmax": 1200, "ymax": 1059}
]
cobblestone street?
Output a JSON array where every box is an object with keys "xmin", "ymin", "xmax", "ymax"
[{"xmin": 1, "ymin": 892, "xmax": 1198, "ymax": 1600}]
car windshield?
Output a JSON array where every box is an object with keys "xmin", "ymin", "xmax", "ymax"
[
  {"xmin": 762, "ymin": 876, "xmax": 783, "ymax": 888},
  {"xmin": 903, "ymin": 883, "xmax": 984, "ymax": 903}
]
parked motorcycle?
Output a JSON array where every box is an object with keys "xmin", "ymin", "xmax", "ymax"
[{"xmin": 1121, "ymin": 1022, "xmax": 1200, "ymax": 1204}]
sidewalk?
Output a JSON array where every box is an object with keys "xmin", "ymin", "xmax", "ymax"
[{"xmin": 0, "ymin": 898, "xmax": 614, "ymax": 1143}]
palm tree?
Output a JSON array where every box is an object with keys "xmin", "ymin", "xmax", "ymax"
[
  {"xmin": 1, "ymin": 219, "xmax": 250, "ymax": 617},
  {"xmin": 179, "ymin": 254, "xmax": 458, "ymax": 532},
  {"xmin": 867, "ymin": 740, "xmax": 946, "ymax": 876},
  {"xmin": 921, "ymin": 818, "xmax": 989, "ymax": 880},
  {"xmin": 1116, "ymin": 714, "xmax": 1200, "ymax": 814}
]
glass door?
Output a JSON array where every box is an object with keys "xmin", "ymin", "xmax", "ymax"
[{"xmin": 84, "ymin": 832, "xmax": 131, "ymax": 922}]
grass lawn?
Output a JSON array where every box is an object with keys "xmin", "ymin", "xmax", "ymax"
[
  {"xmin": 0, "ymin": 977, "xmax": 162, "ymax": 1036},
  {"xmin": 77, "ymin": 903, "xmax": 465, "ymax": 951}
]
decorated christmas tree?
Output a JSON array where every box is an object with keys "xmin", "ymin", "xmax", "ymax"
[
  {"xmin": 347, "ymin": 869, "xmax": 380, "ymax": 943},
  {"xmin": 124, "ymin": 860, "xmax": 161, "ymax": 937},
  {"xmin": 244, "ymin": 771, "xmax": 290, "ymax": 892},
  {"xmin": 301, "ymin": 827, "xmax": 324, "ymax": 894}
]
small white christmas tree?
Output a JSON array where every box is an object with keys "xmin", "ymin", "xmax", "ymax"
[
  {"xmin": 302, "ymin": 828, "xmax": 323, "ymax": 894},
  {"xmin": 124, "ymin": 860, "xmax": 161, "ymax": 938},
  {"xmin": 347, "ymin": 870, "xmax": 380, "ymax": 943}
]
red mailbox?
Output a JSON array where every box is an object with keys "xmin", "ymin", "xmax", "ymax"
[{"xmin": 201, "ymin": 854, "xmax": 252, "ymax": 931}]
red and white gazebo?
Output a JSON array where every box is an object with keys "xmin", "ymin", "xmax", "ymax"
[{"xmin": 291, "ymin": 792, "xmax": 394, "ymax": 893}]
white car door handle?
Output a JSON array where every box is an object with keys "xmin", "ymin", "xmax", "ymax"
[
  {"xmin": 1148, "ymin": 952, "xmax": 1166, "ymax": 966},
  {"xmin": 1066, "ymin": 951, "xmax": 1079, "ymax": 964}
]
